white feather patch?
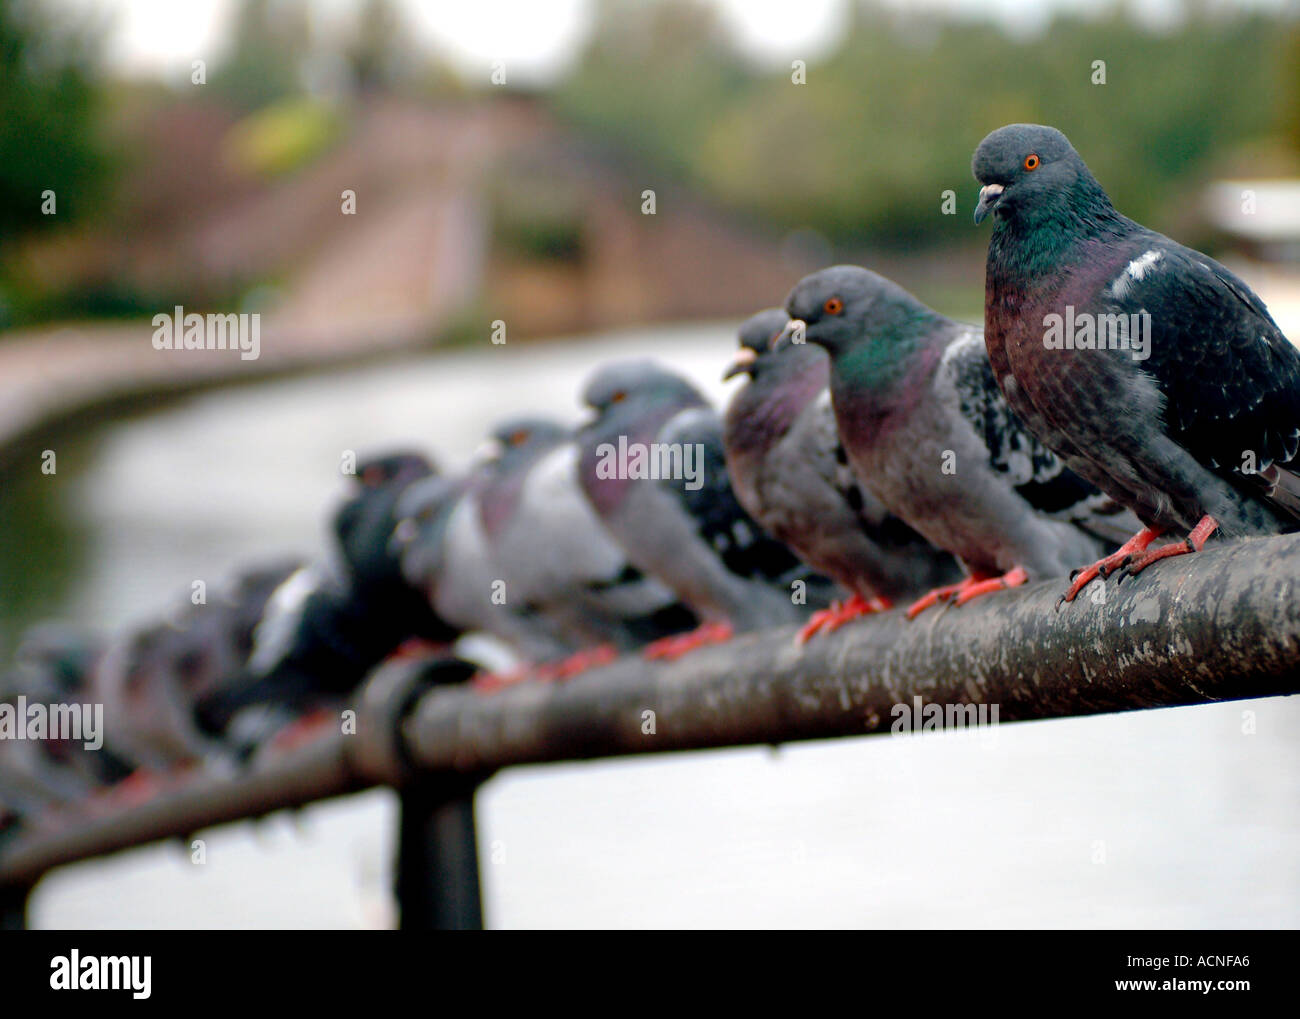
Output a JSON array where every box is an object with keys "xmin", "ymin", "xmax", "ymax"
[{"xmin": 1109, "ymin": 249, "xmax": 1164, "ymax": 299}]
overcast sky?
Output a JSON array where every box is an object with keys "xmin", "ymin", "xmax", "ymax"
[{"xmin": 56, "ymin": 0, "xmax": 1286, "ymax": 85}]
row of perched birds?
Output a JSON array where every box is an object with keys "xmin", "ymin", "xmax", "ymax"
[{"xmin": 4, "ymin": 124, "xmax": 1299, "ymax": 840}]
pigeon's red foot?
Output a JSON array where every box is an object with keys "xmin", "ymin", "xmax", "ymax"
[
  {"xmin": 471, "ymin": 665, "xmax": 530, "ymax": 694},
  {"xmin": 905, "ymin": 567, "xmax": 1029, "ymax": 619},
  {"xmin": 796, "ymin": 594, "xmax": 891, "ymax": 644},
  {"xmin": 953, "ymin": 566, "xmax": 1028, "ymax": 606},
  {"xmin": 1058, "ymin": 526, "xmax": 1165, "ymax": 605},
  {"xmin": 388, "ymin": 637, "xmax": 449, "ymax": 660},
  {"xmin": 101, "ymin": 768, "xmax": 170, "ymax": 808},
  {"xmin": 535, "ymin": 644, "xmax": 619, "ymax": 682},
  {"xmin": 1117, "ymin": 516, "xmax": 1218, "ymax": 582},
  {"xmin": 642, "ymin": 621, "xmax": 734, "ymax": 662},
  {"xmin": 269, "ymin": 707, "xmax": 336, "ymax": 751}
]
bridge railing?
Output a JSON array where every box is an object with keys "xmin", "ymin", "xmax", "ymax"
[{"xmin": 3, "ymin": 532, "xmax": 1298, "ymax": 928}]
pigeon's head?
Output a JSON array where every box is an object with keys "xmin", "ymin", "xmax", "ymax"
[
  {"xmin": 353, "ymin": 450, "xmax": 435, "ymax": 490},
  {"xmin": 971, "ymin": 124, "xmax": 1100, "ymax": 227},
  {"xmin": 482, "ymin": 417, "xmax": 567, "ymax": 477},
  {"xmin": 724, "ymin": 309, "xmax": 789, "ymax": 381},
  {"xmin": 11, "ymin": 623, "xmax": 99, "ymax": 695},
  {"xmin": 391, "ymin": 474, "xmax": 466, "ymax": 584},
  {"xmin": 581, "ymin": 360, "xmax": 708, "ymax": 436},
  {"xmin": 778, "ymin": 265, "xmax": 920, "ymax": 356}
]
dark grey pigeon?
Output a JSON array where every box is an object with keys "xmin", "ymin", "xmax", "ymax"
[
  {"xmin": 723, "ymin": 308, "xmax": 962, "ymax": 639},
  {"xmin": 779, "ymin": 266, "xmax": 1137, "ymax": 617},
  {"xmin": 577, "ymin": 359, "xmax": 833, "ymax": 656},
  {"xmin": 194, "ymin": 451, "xmax": 455, "ymax": 755},
  {"xmin": 973, "ymin": 123, "xmax": 1300, "ymax": 600}
]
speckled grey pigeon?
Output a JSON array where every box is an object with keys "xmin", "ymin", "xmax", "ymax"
[
  {"xmin": 973, "ymin": 123, "xmax": 1300, "ymax": 600},
  {"xmin": 778, "ymin": 266, "xmax": 1137, "ymax": 617},
  {"xmin": 723, "ymin": 309, "xmax": 962, "ymax": 639},
  {"xmin": 577, "ymin": 360, "xmax": 835, "ymax": 655}
]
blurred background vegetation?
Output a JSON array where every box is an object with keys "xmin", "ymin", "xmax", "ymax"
[{"xmin": 2, "ymin": 0, "xmax": 1298, "ymax": 332}]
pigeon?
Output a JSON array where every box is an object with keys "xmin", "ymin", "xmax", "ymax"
[
  {"xmin": 195, "ymin": 451, "xmax": 456, "ymax": 751},
  {"xmin": 577, "ymin": 359, "xmax": 834, "ymax": 656},
  {"xmin": 723, "ymin": 309, "xmax": 962, "ymax": 639},
  {"xmin": 0, "ymin": 624, "xmax": 123, "ymax": 818},
  {"xmin": 973, "ymin": 123, "xmax": 1300, "ymax": 600},
  {"xmin": 475, "ymin": 417, "xmax": 699, "ymax": 674},
  {"xmin": 397, "ymin": 424, "xmax": 588, "ymax": 667},
  {"xmin": 94, "ymin": 560, "xmax": 299, "ymax": 780},
  {"xmin": 778, "ymin": 266, "xmax": 1137, "ymax": 617}
]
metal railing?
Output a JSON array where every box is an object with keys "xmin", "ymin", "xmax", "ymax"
[{"xmin": 3, "ymin": 531, "xmax": 1298, "ymax": 928}]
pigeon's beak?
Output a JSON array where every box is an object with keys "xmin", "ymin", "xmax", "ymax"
[
  {"xmin": 722, "ymin": 346, "xmax": 758, "ymax": 380},
  {"xmin": 470, "ymin": 437, "xmax": 505, "ymax": 467},
  {"xmin": 974, "ymin": 183, "xmax": 1004, "ymax": 225},
  {"xmin": 771, "ymin": 319, "xmax": 806, "ymax": 352},
  {"xmin": 388, "ymin": 516, "xmax": 419, "ymax": 556}
]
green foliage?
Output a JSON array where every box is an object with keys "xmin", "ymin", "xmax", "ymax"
[
  {"xmin": 489, "ymin": 171, "xmax": 587, "ymax": 264},
  {"xmin": 0, "ymin": 0, "xmax": 108, "ymax": 239},
  {"xmin": 553, "ymin": 0, "xmax": 1296, "ymax": 249},
  {"xmin": 222, "ymin": 98, "xmax": 343, "ymax": 178},
  {"xmin": 209, "ymin": 0, "xmax": 313, "ymax": 111}
]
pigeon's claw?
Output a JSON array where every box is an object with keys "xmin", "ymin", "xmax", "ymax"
[
  {"xmin": 952, "ymin": 565, "xmax": 1029, "ymax": 606},
  {"xmin": 1115, "ymin": 516, "xmax": 1218, "ymax": 582},
  {"xmin": 642, "ymin": 621, "xmax": 734, "ymax": 662},
  {"xmin": 906, "ymin": 568, "xmax": 1028, "ymax": 619},
  {"xmin": 100, "ymin": 768, "xmax": 172, "ymax": 808},
  {"xmin": 796, "ymin": 594, "xmax": 890, "ymax": 644},
  {"xmin": 534, "ymin": 644, "xmax": 618, "ymax": 682},
  {"xmin": 268, "ymin": 707, "xmax": 335, "ymax": 751},
  {"xmin": 1058, "ymin": 526, "xmax": 1165, "ymax": 605}
]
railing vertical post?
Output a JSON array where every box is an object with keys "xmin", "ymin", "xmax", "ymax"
[
  {"xmin": 0, "ymin": 883, "xmax": 30, "ymax": 930},
  {"xmin": 395, "ymin": 774, "xmax": 484, "ymax": 930}
]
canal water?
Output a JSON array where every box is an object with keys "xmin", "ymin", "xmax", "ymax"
[{"xmin": 7, "ymin": 321, "xmax": 1299, "ymax": 927}]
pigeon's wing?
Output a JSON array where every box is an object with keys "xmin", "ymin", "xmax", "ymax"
[
  {"xmin": 1102, "ymin": 234, "xmax": 1300, "ymax": 518},
  {"xmin": 434, "ymin": 491, "xmax": 574, "ymax": 661},
  {"xmin": 803, "ymin": 391, "xmax": 935, "ymax": 545},
  {"xmin": 939, "ymin": 328, "xmax": 1134, "ymax": 543},
  {"xmin": 245, "ymin": 565, "xmax": 331, "ymax": 676},
  {"xmin": 656, "ymin": 406, "xmax": 822, "ymax": 589},
  {"xmin": 501, "ymin": 442, "xmax": 685, "ymax": 642}
]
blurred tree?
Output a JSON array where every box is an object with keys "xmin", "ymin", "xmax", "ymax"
[
  {"xmin": 343, "ymin": 0, "xmax": 415, "ymax": 94},
  {"xmin": 553, "ymin": 0, "xmax": 753, "ymax": 178},
  {"xmin": 553, "ymin": 0, "xmax": 1295, "ymax": 250},
  {"xmin": 210, "ymin": 0, "xmax": 313, "ymax": 110},
  {"xmin": 0, "ymin": 0, "xmax": 108, "ymax": 240}
]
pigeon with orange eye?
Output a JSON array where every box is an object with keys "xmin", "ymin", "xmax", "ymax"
[
  {"xmin": 974, "ymin": 122, "xmax": 1300, "ymax": 602},
  {"xmin": 776, "ymin": 264, "xmax": 1138, "ymax": 618},
  {"xmin": 723, "ymin": 308, "xmax": 962, "ymax": 642}
]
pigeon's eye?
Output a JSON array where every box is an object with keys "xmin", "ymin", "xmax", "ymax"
[
  {"xmin": 508, "ymin": 429, "xmax": 530, "ymax": 447},
  {"xmin": 823, "ymin": 297, "xmax": 844, "ymax": 315},
  {"xmin": 1024, "ymin": 153, "xmax": 1040, "ymax": 171},
  {"xmin": 610, "ymin": 391, "xmax": 627, "ymax": 404}
]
